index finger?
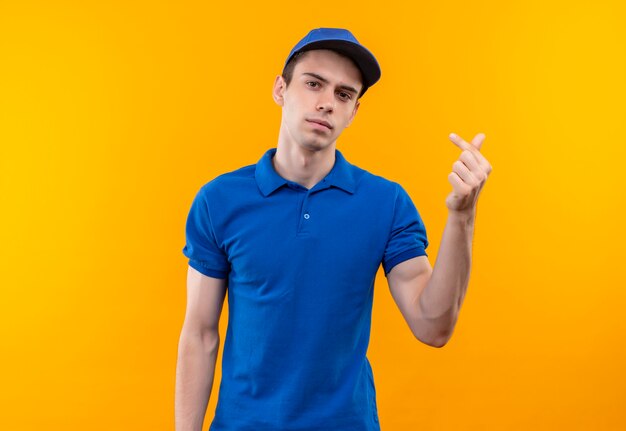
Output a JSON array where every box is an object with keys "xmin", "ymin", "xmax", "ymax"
[
  {"xmin": 449, "ymin": 133, "xmax": 485, "ymax": 152},
  {"xmin": 449, "ymin": 132, "xmax": 491, "ymax": 168}
]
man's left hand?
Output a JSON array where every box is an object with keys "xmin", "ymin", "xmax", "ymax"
[{"xmin": 446, "ymin": 132, "xmax": 492, "ymax": 213}]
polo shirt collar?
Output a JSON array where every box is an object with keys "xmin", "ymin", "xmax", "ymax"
[
  {"xmin": 255, "ymin": 148, "xmax": 356, "ymax": 197},
  {"xmin": 327, "ymin": 149, "xmax": 357, "ymax": 194}
]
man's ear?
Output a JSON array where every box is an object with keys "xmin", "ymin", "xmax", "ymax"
[
  {"xmin": 346, "ymin": 100, "xmax": 360, "ymax": 127},
  {"xmin": 273, "ymin": 75, "xmax": 286, "ymax": 107}
]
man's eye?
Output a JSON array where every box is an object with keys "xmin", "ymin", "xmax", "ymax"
[
  {"xmin": 306, "ymin": 81, "xmax": 319, "ymax": 88},
  {"xmin": 338, "ymin": 92, "xmax": 351, "ymax": 100}
]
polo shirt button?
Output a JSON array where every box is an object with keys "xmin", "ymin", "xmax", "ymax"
[{"xmin": 303, "ymin": 213, "xmax": 310, "ymax": 219}]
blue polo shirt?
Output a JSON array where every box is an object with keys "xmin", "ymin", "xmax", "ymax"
[{"xmin": 182, "ymin": 148, "xmax": 428, "ymax": 431}]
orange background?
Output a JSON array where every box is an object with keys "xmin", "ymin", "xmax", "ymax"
[{"xmin": 1, "ymin": 1, "xmax": 625, "ymax": 430}]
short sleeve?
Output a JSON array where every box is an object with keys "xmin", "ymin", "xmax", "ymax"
[
  {"xmin": 382, "ymin": 184, "xmax": 429, "ymax": 276},
  {"xmin": 182, "ymin": 186, "xmax": 230, "ymax": 279}
]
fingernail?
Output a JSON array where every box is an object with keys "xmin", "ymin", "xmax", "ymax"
[{"xmin": 449, "ymin": 133, "xmax": 456, "ymax": 139}]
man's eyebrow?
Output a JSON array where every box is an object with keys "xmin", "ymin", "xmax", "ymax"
[{"xmin": 302, "ymin": 72, "xmax": 359, "ymax": 95}]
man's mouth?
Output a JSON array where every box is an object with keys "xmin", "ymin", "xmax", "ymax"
[{"xmin": 306, "ymin": 119, "xmax": 333, "ymax": 130}]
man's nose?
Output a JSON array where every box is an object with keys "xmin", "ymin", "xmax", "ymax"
[{"xmin": 316, "ymin": 91, "xmax": 334, "ymax": 112}]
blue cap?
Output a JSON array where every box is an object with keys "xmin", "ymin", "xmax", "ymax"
[{"xmin": 283, "ymin": 28, "xmax": 381, "ymax": 97}]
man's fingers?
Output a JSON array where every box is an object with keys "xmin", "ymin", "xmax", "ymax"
[
  {"xmin": 449, "ymin": 132, "xmax": 486, "ymax": 153},
  {"xmin": 459, "ymin": 151, "xmax": 482, "ymax": 177},
  {"xmin": 471, "ymin": 133, "xmax": 486, "ymax": 151},
  {"xmin": 449, "ymin": 133, "xmax": 471, "ymax": 151},
  {"xmin": 449, "ymin": 132, "xmax": 492, "ymax": 173},
  {"xmin": 448, "ymin": 172, "xmax": 471, "ymax": 195},
  {"xmin": 452, "ymin": 160, "xmax": 475, "ymax": 184}
]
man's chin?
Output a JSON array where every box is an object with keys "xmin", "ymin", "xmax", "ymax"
[{"xmin": 299, "ymin": 137, "xmax": 336, "ymax": 153}]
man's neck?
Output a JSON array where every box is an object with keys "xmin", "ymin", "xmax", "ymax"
[{"xmin": 272, "ymin": 141, "xmax": 336, "ymax": 190}]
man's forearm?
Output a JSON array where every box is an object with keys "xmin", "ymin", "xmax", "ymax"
[
  {"xmin": 418, "ymin": 209, "xmax": 475, "ymax": 344},
  {"xmin": 175, "ymin": 331, "xmax": 220, "ymax": 431}
]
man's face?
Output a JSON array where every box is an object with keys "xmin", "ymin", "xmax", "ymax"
[{"xmin": 273, "ymin": 49, "xmax": 363, "ymax": 153}]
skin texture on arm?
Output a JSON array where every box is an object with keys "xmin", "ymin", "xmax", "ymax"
[
  {"xmin": 387, "ymin": 132, "xmax": 492, "ymax": 348},
  {"xmin": 387, "ymin": 210, "xmax": 474, "ymax": 348},
  {"xmin": 386, "ymin": 255, "xmax": 436, "ymax": 345},
  {"xmin": 175, "ymin": 266, "xmax": 227, "ymax": 431}
]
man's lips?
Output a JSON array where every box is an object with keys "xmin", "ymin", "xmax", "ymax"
[{"xmin": 306, "ymin": 119, "xmax": 333, "ymax": 130}]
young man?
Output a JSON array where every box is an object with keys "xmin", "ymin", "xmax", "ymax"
[{"xmin": 175, "ymin": 28, "xmax": 492, "ymax": 431}]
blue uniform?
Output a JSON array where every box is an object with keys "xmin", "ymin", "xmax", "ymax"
[{"xmin": 183, "ymin": 148, "xmax": 428, "ymax": 430}]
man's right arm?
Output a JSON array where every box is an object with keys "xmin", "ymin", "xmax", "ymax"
[{"xmin": 175, "ymin": 266, "xmax": 228, "ymax": 431}]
